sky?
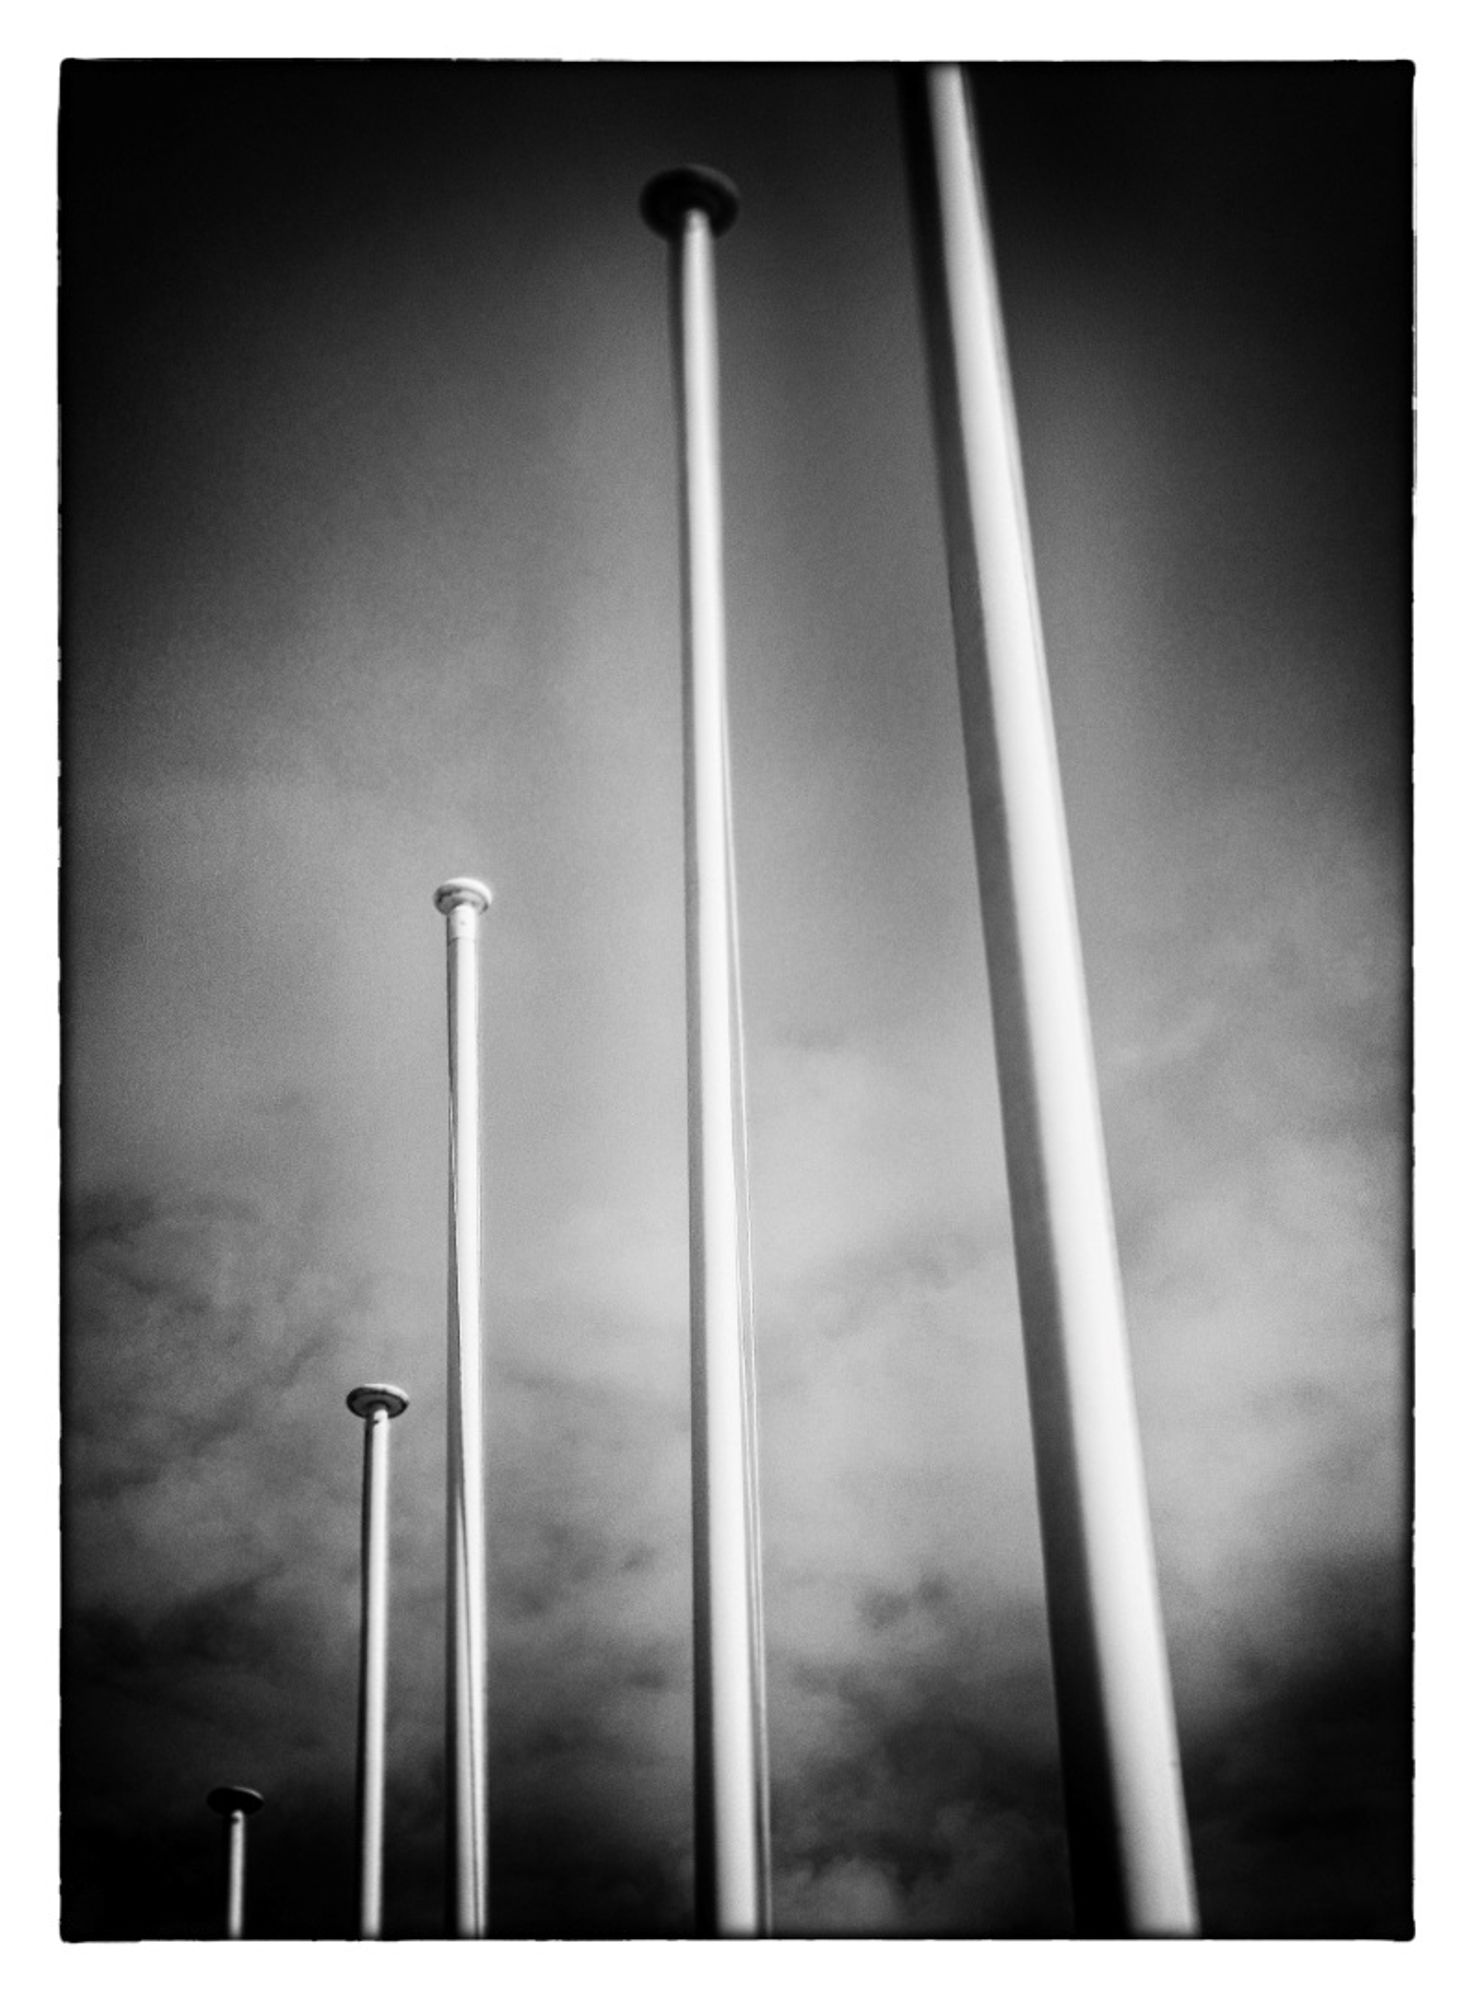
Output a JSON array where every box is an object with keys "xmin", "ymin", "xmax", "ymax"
[{"xmin": 59, "ymin": 59, "xmax": 1410, "ymax": 1941}]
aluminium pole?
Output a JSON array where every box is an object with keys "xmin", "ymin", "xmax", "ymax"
[
  {"xmin": 434, "ymin": 876, "xmax": 493, "ymax": 1939},
  {"xmin": 347, "ymin": 1382, "xmax": 410, "ymax": 1939},
  {"xmin": 900, "ymin": 65, "xmax": 1199, "ymax": 1937},
  {"xmin": 205, "ymin": 1785, "xmax": 263, "ymax": 1940},
  {"xmin": 640, "ymin": 165, "xmax": 772, "ymax": 1941}
]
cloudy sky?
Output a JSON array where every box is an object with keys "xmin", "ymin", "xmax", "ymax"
[{"xmin": 59, "ymin": 59, "xmax": 1409, "ymax": 1940}]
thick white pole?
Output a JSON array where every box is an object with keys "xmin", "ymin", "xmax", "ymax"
[
  {"xmin": 641, "ymin": 166, "xmax": 772, "ymax": 1940},
  {"xmin": 206, "ymin": 1786, "xmax": 263, "ymax": 1940},
  {"xmin": 902, "ymin": 65, "xmax": 1199, "ymax": 1937},
  {"xmin": 435, "ymin": 877, "xmax": 493, "ymax": 1939},
  {"xmin": 348, "ymin": 1382, "xmax": 409, "ymax": 1939}
]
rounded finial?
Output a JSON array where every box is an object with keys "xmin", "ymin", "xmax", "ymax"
[
  {"xmin": 207, "ymin": 1786, "xmax": 264, "ymax": 1817},
  {"xmin": 640, "ymin": 166, "xmax": 741, "ymax": 240},
  {"xmin": 347, "ymin": 1382, "xmax": 410, "ymax": 1421},
  {"xmin": 433, "ymin": 876, "xmax": 493, "ymax": 917}
]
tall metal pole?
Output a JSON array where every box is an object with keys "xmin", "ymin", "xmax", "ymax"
[
  {"xmin": 640, "ymin": 165, "xmax": 772, "ymax": 1940},
  {"xmin": 347, "ymin": 1382, "xmax": 409, "ymax": 1940},
  {"xmin": 206, "ymin": 1785, "xmax": 263, "ymax": 1940},
  {"xmin": 434, "ymin": 876, "xmax": 493, "ymax": 1939},
  {"xmin": 901, "ymin": 64, "xmax": 1199, "ymax": 1938}
]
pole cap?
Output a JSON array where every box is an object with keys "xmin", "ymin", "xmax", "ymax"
[
  {"xmin": 640, "ymin": 166, "xmax": 740, "ymax": 239},
  {"xmin": 347, "ymin": 1382, "xmax": 410, "ymax": 1420},
  {"xmin": 433, "ymin": 877, "xmax": 493, "ymax": 917},
  {"xmin": 207, "ymin": 1786, "xmax": 264, "ymax": 1816}
]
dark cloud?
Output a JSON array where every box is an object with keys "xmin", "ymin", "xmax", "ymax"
[
  {"xmin": 1186, "ymin": 1560, "xmax": 1411, "ymax": 1939},
  {"xmin": 771, "ymin": 1592, "xmax": 1070, "ymax": 1935},
  {"xmin": 859, "ymin": 1574, "xmax": 954, "ymax": 1634}
]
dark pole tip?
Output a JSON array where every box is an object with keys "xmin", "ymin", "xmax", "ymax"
[
  {"xmin": 433, "ymin": 876, "xmax": 492, "ymax": 917},
  {"xmin": 207, "ymin": 1786, "xmax": 265, "ymax": 1816},
  {"xmin": 640, "ymin": 165, "xmax": 741, "ymax": 239},
  {"xmin": 347, "ymin": 1382, "xmax": 410, "ymax": 1420}
]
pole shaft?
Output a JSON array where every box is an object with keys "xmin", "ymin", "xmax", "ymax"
[
  {"xmin": 445, "ymin": 898, "xmax": 489, "ymax": 1938},
  {"xmin": 903, "ymin": 64, "xmax": 1198, "ymax": 1937},
  {"xmin": 670, "ymin": 203, "xmax": 771, "ymax": 1940},
  {"xmin": 224, "ymin": 1811, "xmax": 247, "ymax": 1940},
  {"xmin": 355, "ymin": 1404, "xmax": 392, "ymax": 1938}
]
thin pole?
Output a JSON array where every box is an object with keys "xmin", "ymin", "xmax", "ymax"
[
  {"xmin": 434, "ymin": 876, "xmax": 493, "ymax": 1939},
  {"xmin": 347, "ymin": 1382, "xmax": 410, "ymax": 1939},
  {"xmin": 900, "ymin": 64, "xmax": 1199, "ymax": 1938},
  {"xmin": 641, "ymin": 165, "xmax": 772, "ymax": 1940},
  {"xmin": 205, "ymin": 1785, "xmax": 263, "ymax": 1940}
]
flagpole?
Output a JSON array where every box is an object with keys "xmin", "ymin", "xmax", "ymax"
[
  {"xmin": 434, "ymin": 876, "xmax": 493, "ymax": 1939},
  {"xmin": 205, "ymin": 1785, "xmax": 263, "ymax": 1940},
  {"xmin": 347, "ymin": 1382, "xmax": 409, "ymax": 1939},
  {"xmin": 901, "ymin": 64, "xmax": 1199, "ymax": 1937},
  {"xmin": 641, "ymin": 165, "xmax": 772, "ymax": 1940}
]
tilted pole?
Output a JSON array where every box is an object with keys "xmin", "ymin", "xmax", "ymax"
[
  {"xmin": 900, "ymin": 64, "xmax": 1198, "ymax": 1937},
  {"xmin": 347, "ymin": 1382, "xmax": 410, "ymax": 1939},
  {"xmin": 640, "ymin": 165, "xmax": 772, "ymax": 1940},
  {"xmin": 434, "ymin": 876, "xmax": 493, "ymax": 1939},
  {"xmin": 206, "ymin": 1785, "xmax": 264, "ymax": 1940}
]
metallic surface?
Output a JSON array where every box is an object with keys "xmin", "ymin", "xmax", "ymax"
[
  {"xmin": 205, "ymin": 1785, "xmax": 263, "ymax": 1940},
  {"xmin": 644, "ymin": 167, "xmax": 772, "ymax": 1940},
  {"xmin": 902, "ymin": 64, "xmax": 1199, "ymax": 1938},
  {"xmin": 348, "ymin": 1382, "xmax": 410, "ymax": 1938},
  {"xmin": 434, "ymin": 876, "xmax": 493, "ymax": 1938}
]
